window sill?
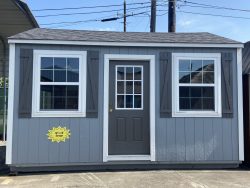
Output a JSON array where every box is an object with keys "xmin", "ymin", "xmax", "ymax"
[
  {"xmin": 172, "ymin": 111, "xmax": 222, "ymax": 118},
  {"xmin": 32, "ymin": 111, "xmax": 86, "ymax": 118}
]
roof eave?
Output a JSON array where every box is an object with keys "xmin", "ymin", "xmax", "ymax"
[{"xmin": 8, "ymin": 39, "xmax": 244, "ymax": 48}]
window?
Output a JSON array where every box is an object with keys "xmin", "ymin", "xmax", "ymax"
[
  {"xmin": 116, "ymin": 66, "xmax": 143, "ymax": 109},
  {"xmin": 172, "ymin": 53, "xmax": 221, "ymax": 117},
  {"xmin": 32, "ymin": 50, "xmax": 87, "ymax": 117}
]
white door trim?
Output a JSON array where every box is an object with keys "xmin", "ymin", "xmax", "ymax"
[{"xmin": 103, "ymin": 54, "xmax": 156, "ymax": 162}]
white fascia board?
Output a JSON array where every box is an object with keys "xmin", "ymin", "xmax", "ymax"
[{"xmin": 8, "ymin": 39, "xmax": 244, "ymax": 48}]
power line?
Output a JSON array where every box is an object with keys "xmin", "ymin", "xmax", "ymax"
[
  {"xmin": 32, "ymin": 1, "xmax": 151, "ymax": 12},
  {"xmin": 40, "ymin": 11, "xmax": 149, "ymax": 26},
  {"xmin": 35, "ymin": 5, "xmax": 151, "ymax": 18},
  {"xmin": 178, "ymin": 0, "xmax": 250, "ymax": 13},
  {"xmin": 177, "ymin": 10, "xmax": 250, "ymax": 20}
]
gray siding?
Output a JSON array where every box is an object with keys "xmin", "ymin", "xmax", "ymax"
[{"xmin": 11, "ymin": 44, "xmax": 239, "ymax": 165}]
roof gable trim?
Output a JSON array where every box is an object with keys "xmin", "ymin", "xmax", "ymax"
[{"xmin": 8, "ymin": 39, "xmax": 244, "ymax": 48}]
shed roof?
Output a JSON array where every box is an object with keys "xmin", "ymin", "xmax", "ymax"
[
  {"xmin": 243, "ymin": 41, "xmax": 250, "ymax": 74},
  {"xmin": 9, "ymin": 28, "xmax": 242, "ymax": 45}
]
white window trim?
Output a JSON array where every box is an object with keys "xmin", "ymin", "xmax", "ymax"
[
  {"xmin": 32, "ymin": 50, "xmax": 87, "ymax": 117},
  {"xmin": 172, "ymin": 53, "xmax": 222, "ymax": 117},
  {"xmin": 115, "ymin": 65, "xmax": 144, "ymax": 110}
]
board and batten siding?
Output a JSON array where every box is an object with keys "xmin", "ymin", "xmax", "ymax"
[{"xmin": 11, "ymin": 44, "xmax": 239, "ymax": 165}]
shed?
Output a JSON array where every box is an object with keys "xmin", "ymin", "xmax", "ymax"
[{"xmin": 6, "ymin": 28, "xmax": 244, "ymax": 172}]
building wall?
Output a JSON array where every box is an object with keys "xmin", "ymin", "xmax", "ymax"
[{"xmin": 10, "ymin": 44, "xmax": 239, "ymax": 165}]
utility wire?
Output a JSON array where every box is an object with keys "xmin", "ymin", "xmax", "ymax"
[
  {"xmin": 32, "ymin": 1, "xmax": 151, "ymax": 12},
  {"xmin": 35, "ymin": 5, "xmax": 153, "ymax": 18},
  {"xmin": 177, "ymin": 0, "xmax": 250, "ymax": 13}
]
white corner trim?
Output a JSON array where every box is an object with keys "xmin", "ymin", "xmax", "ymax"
[
  {"xmin": 8, "ymin": 39, "xmax": 244, "ymax": 48},
  {"xmin": 6, "ymin": 44, "xmax": 15, "ymax": 165},
  {"xmin": 172, "ymin": 53, "xmax": 222, "ymax": 117},
  {"xmin": 103, "ymin": 54, "xmax": 156, "ymax": 162},
  {"xmin": 237, "ymin": 48, "xmax": 244, "ymax": 161},
  {"xmin": 32, "ymin": 50, "xmax": 87, "ymax": 117}
]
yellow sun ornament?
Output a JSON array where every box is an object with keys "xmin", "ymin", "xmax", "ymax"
[{"xmin": 47, "ymin": 126, "xmax": 71, "ymax": 143}]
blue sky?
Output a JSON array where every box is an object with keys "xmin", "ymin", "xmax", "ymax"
[{"xmin": 26, "ymin": 0, "xmax": 250, "ymax": 42}]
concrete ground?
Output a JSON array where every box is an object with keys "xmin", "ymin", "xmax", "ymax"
[{"xmin": 0, "ymin": 170, "xmax": 250, "ymax": 188}]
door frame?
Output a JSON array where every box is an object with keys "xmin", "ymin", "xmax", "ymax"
[{"xmin": 103, "ymin": 54, "xmax": 156, "ymax": 162}]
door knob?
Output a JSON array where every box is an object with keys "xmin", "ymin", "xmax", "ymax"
[{"xmin": 109, "ymin": 105, "xmax": 113, "ymax": 112}]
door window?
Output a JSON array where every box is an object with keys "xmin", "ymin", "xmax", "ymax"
[{"xmin": 116, "ymin": 66, "xmax": 143, "ymax": 109}]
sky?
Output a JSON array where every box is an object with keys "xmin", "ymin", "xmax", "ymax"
[{"xmin": 26, "ymin": 0, "xmax": 250, "ymax": 42}]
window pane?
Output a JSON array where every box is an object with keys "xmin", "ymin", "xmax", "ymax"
[
  {"xmin": 67, "ymin": 97, "xmax": 78, "ymax": 109},
  {"xmin": 67, "ymin": 70, "xmax": 79, "ymax": 82},
  {"xmin": 41, "ymin": 57, "xmax": 53, "ymax": 69},
  {"xmin": 54, "ymin": 85, "xmax": 66, "ymax": 97},
  {"xmin": 179, "ymin": 87, "xmax": 190, "ymax": 98},
  {"xmin": 191, "ymin": 98, "xmax": 202, "ymax": 110},
  {"xmin": 134, "ymin": 67, "xmax": 142, "ymax": 80},
  {"xmin": 179, "ymin": 72, "xmax": 190, "ymax": 83},
  {"xmin": 134, "ymin": 81, "xmax": 142, "ymax": 94},
  {"xmin": 67, "ymin": 58, "xmax": 79, "ymax": 70},
  {"xmin": 40, "ymin": 85, "xmax": 79, "ymax": 110},
  {"xmin": 191, "ymin": 87, "xmax": 202, "ymax": 97},
  {"xmin": 117, "ymin": 95, "xmax": 124, "ymax": 108},
  {"xmin": 191, "ymin": 72, "xmax": 202, "ymax": 83},
  {"xmin": 54, "ymin": 58, "xmax": 66, "ymax": 69},
  {"xmin": 134, "ymin": 95, "xmax": 142, "ymax": 108},
  {"xmin": 203, "ymin": 60, "xmax": 214, "ymax": 71},
  {"xmin": 203, "ymin": 87, "xmax": 214, "ymax": 98},
  {"xmin": 54, "ymin": 97, "xmax": 66, "ymax": 109},
  {"xmin": 54, "ymin": 70, "xmax": 66, "ymax": 82},
  {"xmin": 126, "ymin": 67, "xmax": 133, "ymax": 80},
  {"xmin": 179, "ymin": 60, "xmax": 190, "ymax": 71},
  {"xmin": 41, "ymin": 70, "xmax": 53, "ymax": 82},
  {"xmin": 40, "ymin": 85, "xmax": 53, "ymax": 109},
  {"xmin": 67, "ymin": 86, "xmax": 78, "ymax": 97},
  {"xmin": 203, "ymin": 72, "xmax": 214, "ymax": 83},
  {"xmin": 117, "ymin": 67, "xmax": 125, "ymax": 80},
  {"xmin": 126, "ymin": 95, "xmax": 133, "ymax": 108},
  {"xmin": 203, "ymin": 98, "xmax": 215, "ymax": 110},
  {"xmin": 126, "ymin": 81, "xmax": 133, "ymax": 94},
  {"xmin": 180, "ymin": 98, "xmax": 190, "ymax": 110},
  {"xmin": 191, "ymin": 60, "xmax": 202, "ymax": 72},
  {"xmin": 117, "ymin": 81, "xmax": 124, "ymax": 94}
]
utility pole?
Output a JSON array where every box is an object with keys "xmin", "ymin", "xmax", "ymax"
[
  {"xmin": 150, "ymin": 0, "xmax": 156, "ymax": 32},
  {"xmin": 124, "ymin": 0, "xmax": 126, "ymax": 32},
  {"xmin": 168, "ymin": 0, "xmax": 176, "ymax": 32}
]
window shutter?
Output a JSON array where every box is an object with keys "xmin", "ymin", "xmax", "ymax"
[
  {"xmin": 221, "ymin": 52, "xmax": 234, "ymax": 118},
  {"xmin": 160, "ymin": 51, "xmax": 172, "ymax": 118},
  {"xmin": 19, "ymin": 49, "xmax": 33, "ymax": 118},
  {"xmin": 86, "ymin": 51, "xmax": 99, "ymax": 118}
]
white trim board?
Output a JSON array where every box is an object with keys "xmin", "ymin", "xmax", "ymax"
[
  {"xmin": 6, "ymin": 44, "xmax": 15, "ymax": 164},
  {"xmin": 103, "ymin": 54, "xmax": 156, "ymax": 162},
  {"xmin": 172, "ymin": 53, "xmax": 222, "ymax": 117},
  {"xmin": 237, "ymin": 48, "xmax": 244, "ymax": 161},
  {"xmin": 8, "ymin": 39, "xmax": 244, "ymax": 48}
]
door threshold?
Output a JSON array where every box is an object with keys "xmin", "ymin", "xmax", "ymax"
[{"xmin": 107, "ymin": 155, "xmax": 151, "ymax": 161}]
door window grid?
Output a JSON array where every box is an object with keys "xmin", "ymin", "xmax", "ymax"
[{"xmin": 115, "ymin": 65, "xmax": 143, "ymax": 109}]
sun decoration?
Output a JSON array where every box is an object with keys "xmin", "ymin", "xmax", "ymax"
[{"xmin": 47, "ymin": 126, "xmax": 71, "ymax": 143}]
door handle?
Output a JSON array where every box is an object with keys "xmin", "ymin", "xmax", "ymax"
[{"xmin": 109, "ymin": 105, "xmax": 113, "ymax": 112}]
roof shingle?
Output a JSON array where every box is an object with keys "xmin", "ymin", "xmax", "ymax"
[{"xmin": 9, "ymin": 28, "xmax": 242, "ymax": 44}]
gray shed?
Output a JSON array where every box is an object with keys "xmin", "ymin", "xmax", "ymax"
[{"xmin": 6, "ymin": 28, "xmax": 244, "ymax": 172}]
